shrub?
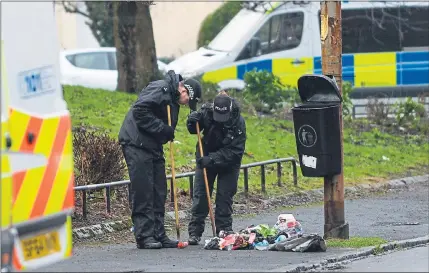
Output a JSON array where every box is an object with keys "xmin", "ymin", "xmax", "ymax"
[
  {"xmin": 192, "ymin": 75, "xmax": 259, "ymax": 116},
  {"xmin": 394, "ymin": 97, "xmax": 427, "ymax": 126},
  {"xmin": 342, "ymin": 81, "xmax": 353, "ymax": 117},
  {"xmin": 243, "ymin": 69, "xmax": 297, "ymax": 113},
  {"xmin": 366, "ymin": 97, "xmax": 391, "ymax": 124},
  {"xmin": 199, "ymin": 79, "xmax": 221, "ymax": 104},
  {"xmin": 73, "ymin": 126, "xmax": 127, "ymax": 187},
  {"xmin": 241, "ymin": 70, "xmax": 353, "ymax": 118},
  {"xmin": 197, "ymin": 1, "xmax": 242, "ymax": 48}
]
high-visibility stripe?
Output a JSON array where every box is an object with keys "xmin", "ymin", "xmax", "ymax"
[
  {"xmin": 201, "ymin": 50, "xmax": 429, "ymax": 90},
  {"xmin": 34, "ymin": 117, "xmax": 61, "ymax": 156},
  {"xmin": 12, "ymin": 167, "xmax": 45, "ymax": 223},
  {"xmin": 397, "ymin": 51, "xmax": 429, "ymax": 85},
  {"xmin": 0, "ymin": 151, "xmax": 10, "ymax": 173},
  {"xmin": 30, "ymin": 115, "xmax": 70, "ymax": 219},
  {"xmin": 12, "ymin": 117, "xmax": 43, "ymax": 203},
  {"xmin": 9, "ymin": 110, "xmax": 31, "ymax": 152},
  {"xmin": 12, "ymin": 171, "xmax": 26, "ymax": 202},
  {"xmin": 44, "ymin": 130, "xmax": 73, "ymax": 215},
  {"xmin": 11, "ymin": 110, "xmax": 74, "ymax": 223},
  {"xmin": 1, "ymin": 39, "xmax": 11, "ymax": 229},
  {"xmin": 202, "ymin": 66, "xmax": 237, "ymax": 83},
  {"xmin": 273, "ymin": 57, "xmax": 314, "ymax": 88},
  {"xmin": 238, "ymin": 60, "xmax": 272, "ymax": 80},
  {"xmin": 0, "ymin": 172, "xmax": 11, "ymax": 228},
  {"xmin": 62, "ymin": 174, "xmax": 75, "ymax": 210},
  {"xmin": 9, "ymin": 109, "xmax": 31, "ymax": 213},
  {"xmin": 19, "ymin": 117, "xmax": 43, "ymax": 153},
  {"xmin": 1, "ymin": 139, "xmax": 12, "ymax": 227},
  {"xmin": 354, "ymin": 52, "xmax": 396, "ymax": 87},
  {"xmin": 12, "ymin": 115, "xmax": 60, "ymax": 224}
]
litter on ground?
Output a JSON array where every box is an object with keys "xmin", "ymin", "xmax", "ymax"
[{"xmin": 204, "ymin": 214, "xmax": 327, "ymax": 252}]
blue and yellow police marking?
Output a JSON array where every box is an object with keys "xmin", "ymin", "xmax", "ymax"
[{"xmin": 201, "ymin": 50, "xmax": 429, "ymax": 89}]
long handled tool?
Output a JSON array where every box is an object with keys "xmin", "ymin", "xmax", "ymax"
[
  {"xmin": 167, "ymin": 105, "xmax": 180, "ymax": 240},
  {"xmin": 196, "ymin": 122, "xmax": 216, "ymax": 237}
]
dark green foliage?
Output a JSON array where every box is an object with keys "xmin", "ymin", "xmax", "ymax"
[{"xmin": 197, "ymin": 1, "xmax": 243, "ymax": 48}]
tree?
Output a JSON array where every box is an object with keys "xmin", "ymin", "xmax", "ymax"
[
  {"xmin": 61, "ymin": 2, "xmax": 114, "ymax": 47},
  {"xmin": 61, "ymin": 1, "xmax": 160, "ymax": 93},
  {"xmin": 113, "ymin": 1, "xmax": 160, "ymax": 93},
  {"xmin": 197, "ymin": 1, "xmax": 242, "ymax": 48}
]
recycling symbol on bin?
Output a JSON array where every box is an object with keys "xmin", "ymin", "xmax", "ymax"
[{"xmin": 298, "ymin": 125, "xmax": 317, "ymax": 148}]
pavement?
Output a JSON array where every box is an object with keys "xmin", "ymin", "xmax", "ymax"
[
  {"xmin": 325, "ymin": 245, "xmax": 429, "ymax": 272},
  {"xmin": 38, "ymin": 180, "xmax": 428, "ymax": 272}
]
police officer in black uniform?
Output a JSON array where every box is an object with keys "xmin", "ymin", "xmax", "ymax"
[
  {"xmin": 118, "ymin": 70, "xmax": 202, "ymax": 249},
  {"xmin": 186, "ymin": 93, "xmax": 246, "ymax": 245}
]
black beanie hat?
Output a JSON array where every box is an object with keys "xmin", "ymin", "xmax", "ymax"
[{"xmin": 184, "ymin": 78, "xmax": 202, "ymax": 111}]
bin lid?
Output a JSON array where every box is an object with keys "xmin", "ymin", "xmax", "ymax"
[{"xmin": 297, "ymin": 74, "xmax": 343, "ymax": 103}]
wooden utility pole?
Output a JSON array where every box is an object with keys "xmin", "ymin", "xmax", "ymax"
[{"xmin": 320, "ymin": 1, "xmax": 349, "ymax": 239}]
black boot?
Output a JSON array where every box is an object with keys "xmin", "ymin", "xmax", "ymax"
[
  {"xmin": 136, "ymin": 237, "xmax": 162, "ymax": 249},
  {"xmin": 155, "ymin": 213, "xmax": 179, "ymax": 248},
  {"xmin": 158, "ymin": 235, "xmax": 179, "ymax": 248},
  {"xmin": 188, "ymin": 235, "xmax": 201, "ymax": 245}
]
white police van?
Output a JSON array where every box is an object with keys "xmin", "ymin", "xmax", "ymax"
[{"xmin": 166, "ymin": 1, "xmax": 429, "ymax": 117}]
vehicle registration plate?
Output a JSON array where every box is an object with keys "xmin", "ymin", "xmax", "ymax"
[{"xmin": 21, "ymin": 231, "xmax": 61, "ymax": 261}]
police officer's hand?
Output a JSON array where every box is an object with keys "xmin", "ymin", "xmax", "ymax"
[
  {"xmin": 188, "ymin": 111, "xmax": 202, "ymax": 123},
  {"xmin": 197, "ymin": 156, "xmax": 214, "ymax": 169},
  {"xmin": 162, "ymin": 125, "xmax": 175, "ymax": 142}
]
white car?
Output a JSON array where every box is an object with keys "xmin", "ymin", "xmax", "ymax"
[{"xmin": 59, "ymin": 47, "xmax": 167, "ymax": 91}]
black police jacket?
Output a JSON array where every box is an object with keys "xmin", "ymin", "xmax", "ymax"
[
  {"xmin": 118, "ymin": 71, "xmax": 181, "ymax": 153},
  {"xmin": 186, "ymin": 99, "xmax": 246, "ymax": 169}
]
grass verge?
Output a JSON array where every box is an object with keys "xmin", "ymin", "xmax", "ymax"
[
  {"xmin": 326, "ymin": 237, "xmax": 388, "ymax": 248},
  {"xmin": 64, "ymin": 85, "xmax": 429, "ymax": 194}
]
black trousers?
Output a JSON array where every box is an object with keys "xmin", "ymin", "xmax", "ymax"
[
  {"xmin": 188, "ymin": 166, "xmax": 240, "ymax": 237},
  {"xmin": 121, "ymin": 145, "xmax": 168, "ymax": 243}
]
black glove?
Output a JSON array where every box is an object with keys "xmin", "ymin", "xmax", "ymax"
[
  {"xmin": 162, "ymin": 125, "xmax": 175, "ymax": 142},
  {"xmin": 188, "ymin": 111, "xmax": 202, "ymax": 123},
  {"xmin": 197, "ymin": 156, "xmax": 214, "ymax": 169}
]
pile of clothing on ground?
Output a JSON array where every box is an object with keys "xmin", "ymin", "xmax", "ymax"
[{"xmin": 204, "ymin": 214, "xmax": 327, "ymax": 252}]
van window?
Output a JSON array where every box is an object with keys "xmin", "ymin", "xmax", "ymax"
[
  {"xmin": 207, "ymin": 9, "xmax": 264, "ymax": 52},
  {"xmin": 342, "ymin": 7, "xmax": 401, "ymax": 53},
  {"xmin": 318, "ymin": 5, "xmax": 429, "ymax": 53},
  {"xmin": 237, "ymin": 11, "xmax": 304, "ymax": 61},
  {"xmin": 399, "ymin": 6, "xmax": 429, "ymax": 50},
  {"xmin": 66, "ymin": 52, "xmax": 111, "ymax": 70}
]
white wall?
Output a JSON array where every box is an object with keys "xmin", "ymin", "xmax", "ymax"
[
  {"xmin": 55, "ymin": 3, "xmax": 77, "ymax": 49},
  {"xmin": 54, "ymin": 3, "xmax": 99, "ymax": 50},
  {"xmin": 150, "ymin": 1, "xmax": 223, "ymax": 57},
  {"xmin": 74, "ymin": 2, "xmax": 100, "ymax": 49},
  {"xmin": 55, "ymin": 2, "xmax": 222, "ymax": 57}
]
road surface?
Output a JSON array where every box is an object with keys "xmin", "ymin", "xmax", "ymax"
[
  {"xmin": 38, "ymin": 181, "xmax": 428, "ymax": 272},
  {"xmin": 330, "ymin": 245, "xmax": 429, "ymax": 272}
]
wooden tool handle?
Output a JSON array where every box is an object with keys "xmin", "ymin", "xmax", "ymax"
[
  {"xmin": 167, "ymin": 105, "xmax": 180, "ymax": 240},
  {"xmin": 196, "ymin": 122, "xmax": 216, "ymax": 237}
]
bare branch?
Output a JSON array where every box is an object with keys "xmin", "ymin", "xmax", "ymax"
[
  {"xmin": 61, "ymin": 1, "xmax": 90, "ymax": 18},
  {"xmin": 344, "ymin": 6, "xmax": 427, "ymax": 30},
  {"xmin": 342, "ymin": 5, "xmax": 428, "ymax": 50}
]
